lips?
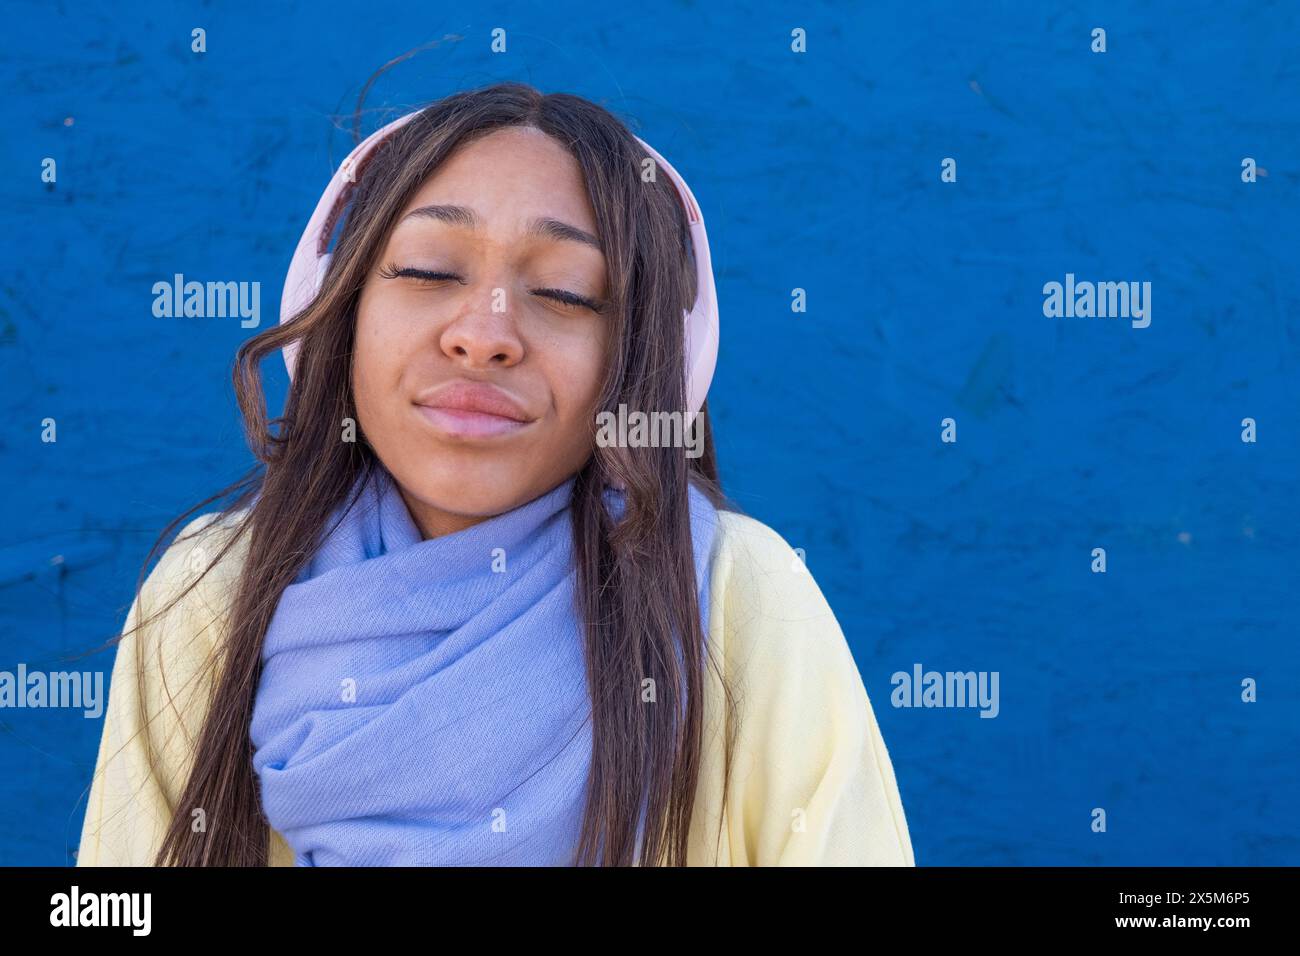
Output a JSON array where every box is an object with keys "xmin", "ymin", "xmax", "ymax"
[{"xmin": 412, "ymin": 380, "xmax": 537, "ymax": 440}]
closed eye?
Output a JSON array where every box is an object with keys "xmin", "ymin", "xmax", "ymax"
[
  {"xmin": 379, "ymin": 264, "xmax": 606, "ymax": 313},
  {"xmin": 530, "ymin": 287, "xmax": 606, "ymax": 314},
  {"xmin": 378, "ymin": 265, "xmax": 463, "ymax": 284}
]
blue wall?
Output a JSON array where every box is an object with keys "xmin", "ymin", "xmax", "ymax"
[{"xmin": 1, "ymin": 1, "xmax": 1296, "ymax": 865}]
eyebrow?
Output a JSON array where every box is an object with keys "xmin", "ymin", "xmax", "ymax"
[{"xmin": 398, "ymin": 204, "xmax": 602, "ymax": 251}]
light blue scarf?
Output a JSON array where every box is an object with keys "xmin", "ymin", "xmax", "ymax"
[{"xmin": 249, "ymin": 464, "xmax": 719, "ymax": 866}]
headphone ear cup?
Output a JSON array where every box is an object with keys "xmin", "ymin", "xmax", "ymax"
[
  {"xmin": 282, "ymin": 112, "xmax": 423, "ymax": 383},
  {"xmin": 632, "ymin": 136, "xmax": 718, "ymax": 418}
]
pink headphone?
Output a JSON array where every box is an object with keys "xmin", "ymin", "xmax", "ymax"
[{"xmin": 279, "ymin": 109, "xmax": 720, "ymax": 417}]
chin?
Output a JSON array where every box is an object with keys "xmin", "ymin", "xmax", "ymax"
[{"xmin": 391, "ymin": 455, "xmax": 550, "ymax": 519}]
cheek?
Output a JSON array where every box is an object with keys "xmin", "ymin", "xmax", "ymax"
[
  {"xmin": 548, "ymin": 330, "xmax": 608, "ymax": 426},
  {"xmin": 351, "ymin": 297, "xmax": 404, "ymax": 423}
]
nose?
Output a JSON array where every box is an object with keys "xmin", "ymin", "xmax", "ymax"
[{"xmin": 438, "ymin": 285, "xmax": 524, "ymax": 369}]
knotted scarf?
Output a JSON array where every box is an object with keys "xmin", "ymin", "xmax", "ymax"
[{"xmin": 249, "ymin": 465, "xmax": 720, "ymax": 866}]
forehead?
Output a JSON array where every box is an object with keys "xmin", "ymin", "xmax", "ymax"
[{"xmin": 398, "ymin": 126, "xmax": 598, "ymax": 232}]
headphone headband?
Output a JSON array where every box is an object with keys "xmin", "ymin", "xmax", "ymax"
[{"xmin": 279, "ymin": 109, "xmax": 719, "ymax": 418}]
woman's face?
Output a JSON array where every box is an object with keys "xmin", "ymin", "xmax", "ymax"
[{"xmin": 353, "ymin": 126, "xmax": 611, "ymax": 538}]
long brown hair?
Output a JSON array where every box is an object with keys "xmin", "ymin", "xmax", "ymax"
[{"xmin": 114, "ymin": 79, "xmax": 739, "ymax": 866}]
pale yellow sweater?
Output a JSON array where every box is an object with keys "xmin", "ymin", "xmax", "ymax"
[{"xmin": 76, "ymin": 505, "xmax": 915, "ymax": 867}]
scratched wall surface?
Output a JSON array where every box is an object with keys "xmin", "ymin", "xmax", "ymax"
[{"xmin": 1, "ymin": 1, "xmax": 1296, "ymax": 866}]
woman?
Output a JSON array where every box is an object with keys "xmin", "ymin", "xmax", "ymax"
[{"xmin": 76, "ymin": 81, "xmax": 914, "ymax": 867}]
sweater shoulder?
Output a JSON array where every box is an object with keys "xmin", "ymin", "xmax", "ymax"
[
  {"xmin": 153, "ymin": 507, "xmax": 249, "ymax": 585},
  {"xmin": 135, "ymin": 507, "xmax": 252, "ymax": 663},
  {"xmin": 706, "ymin": 507, "xmax": 863, "ymax": 701},
  {"xmin": 709, "ymin": 508, "xmax": 830, "ymax": 627},
  {"xmin": 712, "ymin": 509, "xmax": 805, "ymax": 575},
  {"xmin": 77, "ymin": 508, "xmax": 253, "ymax": 864},
  {"xmin": 703, "ymin": 510, "xmax": 915, "ymax": 866}
]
